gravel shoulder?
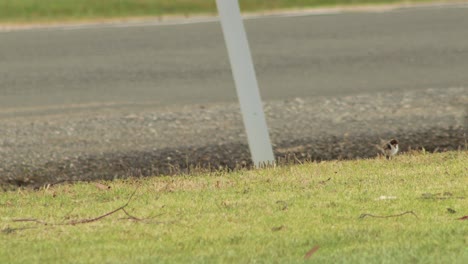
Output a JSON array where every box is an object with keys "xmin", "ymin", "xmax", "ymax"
[{"xmin": 1, "ymin": 87, "xmax": 466, "ymax": 188}]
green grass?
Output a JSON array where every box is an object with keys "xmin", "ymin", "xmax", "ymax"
[
  {"xmin": 1, "ymin": 151, "xmax": 467, "ymax": 263},
  {"xmin": 0, "ymin": 0, "xmax": 462, "ymax": 24}
]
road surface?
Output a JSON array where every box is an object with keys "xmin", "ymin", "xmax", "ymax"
[
  {"xmin": 0, "ymin": 3, "xmax": 466, "ymax": 187},
  {"xmin": 1, "ymin": 3, "xmax": 468, "ymax": 111}
]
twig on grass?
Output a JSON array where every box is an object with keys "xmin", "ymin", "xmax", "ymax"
[
  {"xmin": 12, "ymin": 188, "xmax": 141, "ymax": 226},
  {"xmin": 67, "ymin": 204, "xmax": 128, "ymax": 225},
  {"xmin": 293, "ymin": 154, "xmax": 304, "ymax": 165},
  {"xmin": 119, "ymin": 210, "xmax": 166, "ymax": 223},
  {"xmin": 68, "ymin": 187, "xmax": 139, "ymax": 225},
  {"xmin": 318, "ymin": 178, "xmax": 331, "ymax": 185},
  {"xmin": 304, "ymin": 245, "xmax": 320, "ymax": 260},
  {"xmin": 359, "ymin": 211, "xmax": 418, "ymax": 219},
  {"xmin": 121, "ymin": 208, "xmax": 143, "ymax": 221}
]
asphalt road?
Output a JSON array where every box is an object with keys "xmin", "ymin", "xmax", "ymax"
[
  {"xmin": 1, "ymin": 3, "xmax": 468, "ymax": 112},
  {"xmin": 0, "ymin": 4, "xmax": 467, "ymax": 187}
]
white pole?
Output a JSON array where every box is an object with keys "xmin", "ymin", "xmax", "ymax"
[{"xmin": 216, "ymin": 0, "xmax": 275, "ymax": 167}]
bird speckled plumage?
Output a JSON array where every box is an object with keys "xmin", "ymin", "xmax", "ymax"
[{"xmin": 382, "ymin": 139, "xmax": 399, "ymax": 159}]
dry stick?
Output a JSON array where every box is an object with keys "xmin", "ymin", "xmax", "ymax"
[
  {"xmin": 293, "ymin": 154, "xmax": 303, "ymax": 165},
  {"xmin": 67, "ymin": 188, "xmax": 138, "ymax": 225},
  {"xmin": 121, "ymin": 208, "xmax": 143, "ymax": 221},
  {"xmin": 119, "ymin": 210, "xmax": 166, "ymax": 222},
  {"xmin": 67, "ymin": 204, "xmax": 127, "ymax": 225},
  {"xmin": 12, "ymin": 188, "xmax": 139, "ymax": 226},
  {"xmin": 359, "ymin": 211, "xmax": 418, "ymax": 219},
  {"xmin": 304, "ymin": 245, "xmax": 320, "ymax": 260},
  {"xmin": 318, "ymin": 178, "xmax": 331, "ymax": 185}
]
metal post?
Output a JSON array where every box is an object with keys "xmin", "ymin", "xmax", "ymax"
[{"xmin": 216, "ymin": 0, "xmax": 275, "ymax": 167}]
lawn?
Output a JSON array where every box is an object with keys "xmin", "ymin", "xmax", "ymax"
[
  {"xmin": 1, "ymin": 151, "xmax": 467, "ymax": 263},
  {"xmin": 0, "ymin": 0, "xmax": 463, "ymax": 23}
]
